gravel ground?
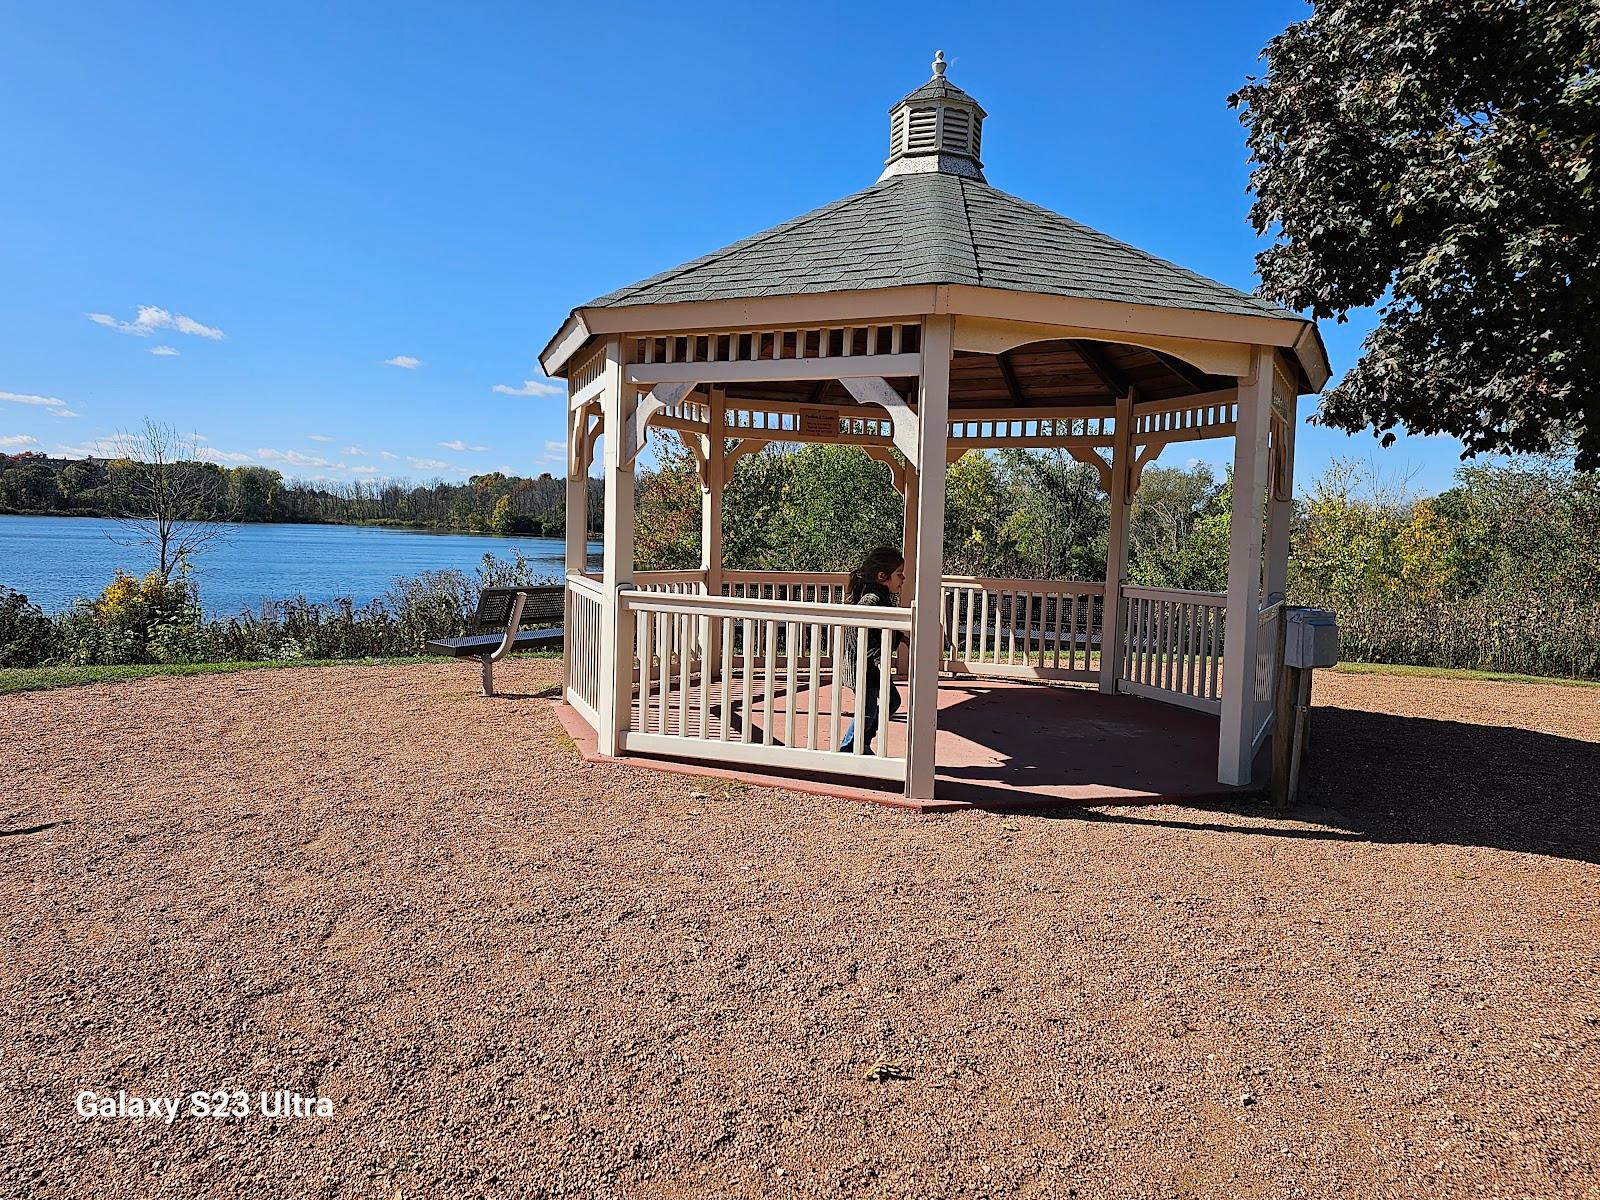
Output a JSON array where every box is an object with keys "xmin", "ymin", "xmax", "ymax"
[{"xmin": 3, "ymin": 661, "xmax": 1597, "ymax": 1199}]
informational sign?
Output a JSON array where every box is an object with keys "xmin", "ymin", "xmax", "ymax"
[{"xmin": 800, "ymin": 408, "xmax": 839, "ymax": 438}]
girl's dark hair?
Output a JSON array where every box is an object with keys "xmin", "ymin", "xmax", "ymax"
[{"xmin": 847, "ymin": 546, "xmax": 906, "ymax": 604}]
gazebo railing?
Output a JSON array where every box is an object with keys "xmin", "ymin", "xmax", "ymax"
[
  {"xmin": 564, "ymin": 573, "xmax": 606, "ymax": 728},
  {"xmin": 721, "ymin": 570, "xmax": 848, "ymax": 605},
  {"xmin": 634, "ymin": 570, "xmax": 708, "ymax": 595},
  {"xmin": 1118, "ymin": 586, "xmax": 1227, "ymax": 713},
  {"xmin": 566, "ymin": 572, "xmax": 1242, "ymax": 765},
  {"xmin": 940, "ymin": 577, "xmax": 1104, "ymax": 682},
  {"xmin": 619, "ymin": 588, "xmax": 910, "ymax": 782}
]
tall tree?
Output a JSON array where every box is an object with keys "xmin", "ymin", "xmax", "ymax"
[{"xmin": 1232, "ymin": 0, "xmax": 1600, "ymax": 468}]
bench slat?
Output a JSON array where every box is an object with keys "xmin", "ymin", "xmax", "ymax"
[
  {"xmin": 426, "ymin": 628, "xmax": 564, "ymax": 658},
  {"xmin": 472, "ymin": 585, "xmax": 565, "ymax": 633}
]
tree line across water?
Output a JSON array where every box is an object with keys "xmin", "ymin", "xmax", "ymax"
[{"xmin": 0, "ymin": 450, "xmax": 603, "ymax": 537}]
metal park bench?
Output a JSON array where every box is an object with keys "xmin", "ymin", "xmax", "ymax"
[{"xmin": 426, "ymin": 585, "xmax": 564, "ymax": 697}]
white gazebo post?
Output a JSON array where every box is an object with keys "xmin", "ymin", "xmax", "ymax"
[
  {"xmin": 900, "ymin": 464, "xmax": 919, "ymax": 596},
  {"xmin": 1098, "ymin": 388, "xmax": 1135, "ymax": 693},
  {"xmin": 564, "ymin": 422, "xmax": 591, "ymax": 581},
  {"xmin": 1218, "ymin": 346, "xmax": 1273, "ymax": 784},
  {"xmin": 905, "ymin": 315, "xmax": 953, "ymax": 802},
  {"xmin": 898, "ymin": 462, "xmax": 918, "ymax": 677},
  {"xmin": 701, "ymin": 386, "xmax": 727, "ymax": 601},
  {"xmin": 597, "ymin": 336, "xmax": 636, "ymax": 757},
  {"xmin": 563, "ymin": 403, "xmax": 591, "ymax": 693},
  {"xmin": 702, "ymin": 386, "xmax": 727, "ymax": 676}
]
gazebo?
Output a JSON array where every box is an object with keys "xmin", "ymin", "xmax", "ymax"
[{"xmin": 541, "ymin": 54, "xmax": 1329, "ymax": 806}]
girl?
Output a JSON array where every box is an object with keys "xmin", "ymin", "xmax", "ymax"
[{"xmin": 838, "ymin": 546, "xmax": 906, "ymax": 755}]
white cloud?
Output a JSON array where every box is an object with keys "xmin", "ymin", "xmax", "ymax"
[
  {"xmin": 150, "ymin": 345, "xmax": 180, "ymax": 357},
  {"xmin": 439, "ymin": 439, "xmax": 488, "ymax": 452},
  {"xmin": 341, "ymin": 445, "xmax": 369, "ymax": 456},
  {"xmin": 492, "ymin": 375, "xmax": 562, "ymax": 397},
  {"xmin": 537, "ymin": 439, "xmax": 566, "ymax": 467},
  {"xmin": 384, "ymin": 355, "xmax": 421, "ymax": 370},
  {"xmin": 350, "ymin": 465, "xmax": 380, "ymax": 475},
  {"xmin": 195, "ymin": 447, "xmax": 253, "ymax": 465},
  {"xmin": 378, "ymin": 450, "xmax": 400, "ymax": 460},
  {"xmin": 87, "ymin": 305, "xmax": 224, "ymax": 340},
  {"xmin": 0, "ymin": 434, "xmax": 40, "ymax": 449},
  {"xmin": 2, "ymin": 389, "xmax": 79, "ymax": 418},
  {"xmin": 173, "ymin": 314, "xmax": 222, "ymax": 338},
  {"xmin": 306, "ymin": 434, "xmax": 335, "ymax": 442},
  {"xmin": 407, "ymin": 456, "xmax": 463, "ymax": 473},
  {"xmin": 257, "ymin": 447, "xmax": 335, "ymax": 468}
]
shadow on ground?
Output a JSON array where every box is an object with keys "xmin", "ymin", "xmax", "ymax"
[{"xmin": 965, "ymin": 705, "xmax": 1600, "ymax": 866}]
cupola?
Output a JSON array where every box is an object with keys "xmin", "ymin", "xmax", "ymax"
[{"xmin": 879, "ymin": 51, "xmax": 987, "ymax": 182}]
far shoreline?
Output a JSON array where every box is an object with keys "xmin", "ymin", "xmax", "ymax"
[{"xmin": 0, "ymin": 509, "xmax": 602, "ymax": 541}]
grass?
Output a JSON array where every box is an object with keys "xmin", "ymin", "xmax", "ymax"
[
  {"xmin": 0, "ymin": 651, "xmax": 564, "ymax": 695},
  {"xmin": 3, "ymin": 653, "xmax": 1592, "ymax": 697},
  {"xmin": 1331, "ymin": 661, "xmax": 1600, "ymax": 689}
]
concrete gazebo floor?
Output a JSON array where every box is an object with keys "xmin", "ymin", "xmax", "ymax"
[{"xmin": 556, "ymin": 678, "xmax": 1262, "ymax": 814}]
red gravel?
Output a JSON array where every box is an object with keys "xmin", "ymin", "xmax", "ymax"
[{"xmin": 2, "ymin": 661, "xmax": 1597, "ymax": 1198}]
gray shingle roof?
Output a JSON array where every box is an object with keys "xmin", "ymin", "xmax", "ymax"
[
  {"xmin": 896, "ymin": 74, "xmax": 985, "ymax": 114},
  {"xmin": 585, "ymin": 174, "xmax": 1296, "ymax": 323}
]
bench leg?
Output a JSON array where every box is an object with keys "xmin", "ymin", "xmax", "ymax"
[{"xmin": 481, "ymin": 656, "xmax": 494, "ymax": 697}]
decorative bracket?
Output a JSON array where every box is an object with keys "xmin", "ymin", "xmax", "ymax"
[
  {"xmin": 568, "ymin": 403, "xmax": 603, "ymax": 476},
  {"xmin": 676, "ymin": 428, "xmax": 709, "ymax": 486},
  {"xmin": 725, "ymin": 438, "xmax": 760, "ymax": 470},
  {"xmin": 1066, "ymin": 446, "xmax": 1111, "ymax": 491},
  {"xmin": 841, "ymin": 377, "xmax": 918, "ymax": 462},
  {"xmin": 860, "ymin": 444, "xmax": 908, "ymax": 494},
  {"xmin": 1129, "ymin": 441, "xmax": 1165, "ymax": 497},
  {"xmin": 625, "ymin": 381, "xmax": 698, "ymax": 466}
]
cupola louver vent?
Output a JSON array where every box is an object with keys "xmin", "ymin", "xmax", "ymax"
[{"xmin": 879, "ymin": 51, "xmax": 987, "ymax": 183}]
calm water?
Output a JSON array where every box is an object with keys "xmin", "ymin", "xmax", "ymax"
[{"xmin": 0, "ymin": 515, "xmax": 601, "ymax": 616}]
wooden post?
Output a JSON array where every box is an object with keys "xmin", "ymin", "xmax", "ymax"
[
  {"xmin": 1264, "ymin": 380, "xmax": 1297, "ymax": 604},
  {"xmin": 702, "ymin": 386, "xmax": 726, "ymax": 675},
  {"xmin": 597, "ymin": 336, "xmax": 635, "ymax": 757},
  {"xmin": 1270, "ymin": 623, "xmax": 1296, "ymax": 805},
  {"xmin": 905, "ymin": 316, "xmax": 952, "ymax": 803},
  {"xmin": 1097, "ymin": 389, "xmax": 1135, "ymax": 693},
  {"xmin": 1218, "ymin": 346, "xmax": 1273, "ymax": 786},
  {"xmin": 563, "ymin": 402, "xmax": 590, "ymax": 693},
  {"xmin": 900, "ymin": 463, "xmax": 919, "ymax": 596},
  {"xmin": 1263, "ymin": 379, "xmax": 1298, "ymax": 789},
  {"xmin": 564, "ymin": 409, "xmax": 591, "ymax": 578}
]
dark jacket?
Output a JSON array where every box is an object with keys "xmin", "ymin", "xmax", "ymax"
[{"xmin": 841, "ymin": 589, "xmax": 904, "ymax": 677}]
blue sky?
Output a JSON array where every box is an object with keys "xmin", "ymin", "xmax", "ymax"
[{"xmin": 1, "ymin": 1, "xmax": 1479, "ymax": 495}]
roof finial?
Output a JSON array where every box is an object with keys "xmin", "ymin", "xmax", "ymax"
[{"xmin": 932, "ymin": 50, "xmax": 947, "ymax": 78}]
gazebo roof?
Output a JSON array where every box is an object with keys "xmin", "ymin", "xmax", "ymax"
[
  {"xmin": 544, "ymin": 53, "xmax": 1325, "ymax": 388},
  {"xmin": 586, "ymin": 171, "xmax": 1295, "ymax": 324}
]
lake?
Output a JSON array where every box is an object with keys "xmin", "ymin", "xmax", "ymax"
[{"xmin": 0, "ymin": 515, "xmax": 601, "ymax": 616}]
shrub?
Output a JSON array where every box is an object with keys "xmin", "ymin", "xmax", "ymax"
[
  {"xmin": 0, "ymin": 587, "xmax": 60, "ymax": 667},
  {"xmin": 55, "ymin": 569, "xmax": 206, "ymax": 665},
  {"xmin": 1333, "ymin": 592, "xmax": 1600, "ymax": 680},
  {"xmin": 385, "ymin": 569, "xmax": 475, "ymax": 651}
]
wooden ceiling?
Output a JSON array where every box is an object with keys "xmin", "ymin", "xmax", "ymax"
[{"xmin": 718, "ymin": 339, "xmax": 1233, "ymax": 409}]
